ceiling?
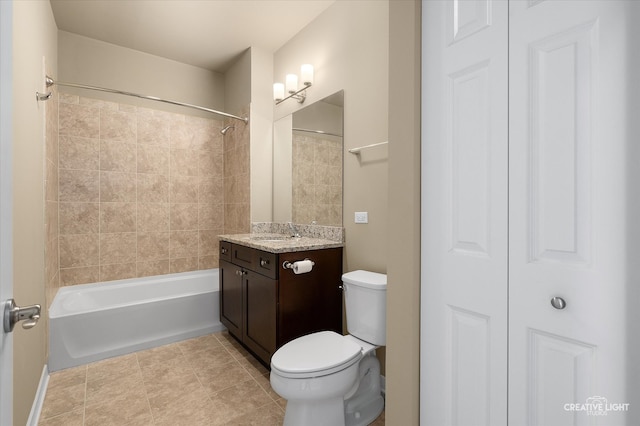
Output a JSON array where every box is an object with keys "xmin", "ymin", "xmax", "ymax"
[{"xmin": 50, "ymin": 0, "xmax": 336, "ymax": 73}]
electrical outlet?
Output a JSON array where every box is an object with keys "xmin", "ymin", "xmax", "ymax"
[{"xmin": 355, "ymin": 212, "xmax": 368, "ymax": 224}]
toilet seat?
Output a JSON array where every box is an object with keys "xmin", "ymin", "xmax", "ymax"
[{"xmin": 271, "ymin": 331, "xmax": 363, "ymax": 379}]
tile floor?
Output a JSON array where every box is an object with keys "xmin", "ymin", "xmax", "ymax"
[{"xmin": 38, "ymin": 331, "xmax": 385, "ymax": 426}]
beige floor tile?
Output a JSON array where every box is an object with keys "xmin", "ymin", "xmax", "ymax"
[
  {"xmin": 40, "ymin": 381, "xmax": 85, "ymax": 419},
  {"xmin": 138, "ymin": 354, "xmax": 192, "ymax": 383},
  {"xmin": 151, "ymin": 386, "xmax": 215, "ymax": 426},
  {"xmin": 86, "ymin": 353, "xmax": 139, "ymax": 383},
  {"xmin": 236, "ymin": 353, "xmax": 269, "ymax": 379},
  {"xmin": 177, "ymin": 333, "xmax": 223, "ymax": 354},
  {"xmin": 223, "ymin": 401, "xmax": 285, "ymax": 426},
  {"xmin": 194, "ymin": 359, "xmax": 253, "ymax": 395},
  {"xmin": 136, "ymin": 343, "xmax": 183, "ymax": 368},
  {"xmin": 84, "ymin": 393, "xmax": 153, "ymax": 426},
  {"xmin": 368, "ymin": 409, "xmax": 385, "ymax": 425},
  {"xmin": 145, "ymin": 370, "xmax": 204, "ymax": 417},
  {"xmin": 47, "ymin": 366, "xmax": 87, "ymax": 391},
  {"xmin": 209, "ymin": 379, "xmax": 273, "ymax": 425},
  {"xmin": 183, "ymin": 344, "xmax": 236, "ymax": 369},
  {"xmin": 253, "ymin": 372, "xmax": 281, "ymax": 401},
  {"xmin": 38, "ymin": 408, "xmax": 84, "ymax": 426},
  {"xmin": 85, "ymin": 370, "xmax": 146, "ymax": 405}
]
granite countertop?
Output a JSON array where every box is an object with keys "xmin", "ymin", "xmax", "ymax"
[{"xmin": 218, "ymin": 233, "xmax": 344, "ymax": 253}]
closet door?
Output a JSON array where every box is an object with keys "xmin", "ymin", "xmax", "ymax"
[
  {"xmin": 421, "ymin": 1, "xmax": 509, "ymax": 425},
  {"xmin": 509, "ymin": 1, "xmax": 639, "ymax": 424}
]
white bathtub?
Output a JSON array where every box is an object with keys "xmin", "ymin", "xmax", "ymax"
[{"xmin": 48, "ymin": 269, "xmax": 225, "ymax": 372}]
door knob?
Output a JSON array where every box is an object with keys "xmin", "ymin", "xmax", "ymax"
[
  {"xmin": 550, "ymin": 296, "xmax": 567, "ymax": 310},
  {"xmin": 3, "ymin": 299, "xmax": 41, "ymax": 333}
]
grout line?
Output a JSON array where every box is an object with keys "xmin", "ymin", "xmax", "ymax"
[{"xmin": 134, "ymin": 352, "xmax": 156, "ymax": 425}]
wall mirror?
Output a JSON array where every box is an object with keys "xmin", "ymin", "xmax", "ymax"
[{"xmin": 273, "ymin": 90, "xmax": 344, "ymax": 226}]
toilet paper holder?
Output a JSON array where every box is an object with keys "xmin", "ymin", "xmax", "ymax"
[{"xmin": 282, "ymin": 259, "xmax": 315, "ymax": 270}]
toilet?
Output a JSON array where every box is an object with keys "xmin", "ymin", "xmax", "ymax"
[{"xmin": 270, "ymin": 270, "xmax": 386, "ymax": 426}]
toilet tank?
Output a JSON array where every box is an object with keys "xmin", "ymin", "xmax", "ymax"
[{"xmin": 342, "ymin": 270, "xmax": 387, "ymax": 346}]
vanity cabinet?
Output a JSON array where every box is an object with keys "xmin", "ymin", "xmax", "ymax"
[{"xmin": 219, "ymin": 240, "xmax": 343, "ymax": 367}]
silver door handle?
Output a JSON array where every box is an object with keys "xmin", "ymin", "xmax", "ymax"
[
  {"xmin": 3, "ymin": 299, "xmax": 41, "ymax": 332},
  {"xmin": 550, "ymin": 297, "xmax": 567, "ymax": 310}
]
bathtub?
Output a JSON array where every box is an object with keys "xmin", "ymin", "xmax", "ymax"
[{"xmin": 48, "ymin": 269, "xmax": 225, "ymax": 372}]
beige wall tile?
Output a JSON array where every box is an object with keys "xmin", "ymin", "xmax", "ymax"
[
  {"xmin": 100, "ymin": 109, "xmax": 136, "ymax": 142},
  {"xmin": 45, "ymin": 159, "xmax": 59, "ymax": 202},
  {"xmin": 198, "ymin": 150, "xmax": 223, "ymax": 178},
  {"xmin": 45, "ymin": 201, "xmax": 59, "ymax": 241},
  {"xmin": 138, "ymin": 203, "xmax": 169, "ymax": 232},
  {"xmin": 170, "ymin": 230, "xmax": 199, "ymax": 259},
  {"xmin": 45, "ymin": 237, "xmax": 59, "ymax": 286},
  {"xmin": 198, "ymin": 255, "xmax": 218, "ymax": 270},
  {"xmin": 60, "ymin": 234, "xmax": 99, "ymax": 268},
  {"xmin": 80, "ymin": 97, "xmax": 118, "ymax": 111},
  {"xmin": 59, "ymin": 136, "xmax": 100, "ymax": 171},
  {"xmin": 100, "ymin": 202, "xmax": 136, "ymax": 233},
  {"xmin": 198, "ymin": 204, "xmax": 223, "ymax": 230},
  {"xmin": 59, "ymin": 93, "xmax": 79, "ymax": 105},
  {"xmin": 170, "ymin": 203, "xmax": 198, "ymax": 231},
  {"xmin": 138, "ymin": 145, "xmax": 169, "ymax": 175},
  {"xmin": 199, "ymin": 177, "xmax": 223, "ymax": 204},
  {"xmin": 100, "ymin": 233, "xmax": 137, "ymax": 264},
  {"xmin": 198, "ymin": 230, "xmax": 222, "ymax": 256},
  {"xmin": 100, "ymin": 262, "xmax": 137, "ymax": 282},
  {"xmin": 59, "ymin": 103, "xmax": 99, "ymax": 138},
  {"xmin": 170, "ymin": 175, "xmax": 198, "ymax": 203},
  {"xmin": 60, "ymin": 202, "xmax": 99, "ymax": 235},
  {"xmin": 100, "ymin": 171, "xmax": 136, "ymax": 202},
  {"xmin": 137, "ymin": 173, "xmax": 169, "ymax": 203},
  {"xmin": 100, "ymin": 140, "xmax": 136, "ymax": 172},
  {"xmin": 170, "ymin": 257, "xmax": 199, "ymax": 274},
  {"xmin": 137, "ymin": 232, "xmax": 170, "ymax": 261},
  {"xmin": 60, "ymin": 266, "xmax": 100, "ymax": 286},
  {"xmin": 60, "ymin": 169, "xmax": 100, "ymax": 202},
  {"xmin": 170, "ymin": 149, "xmax": 199, "ymax": 176},
  {"xmin": 138, "ymin": 114, "xmax": 170, "ymax": 147},
  {"xmin": 137, "ymin": 260, "xmax": 170, "ymax": 278}
]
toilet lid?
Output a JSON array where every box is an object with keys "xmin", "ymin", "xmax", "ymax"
[{"xmin": 271, "ymin": 331, "xmax": 362, "ymax": 378}]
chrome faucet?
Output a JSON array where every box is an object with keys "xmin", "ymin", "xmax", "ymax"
[{"xmin": 288, "ymin": 222, "xmax": 301, "ymax": 238}]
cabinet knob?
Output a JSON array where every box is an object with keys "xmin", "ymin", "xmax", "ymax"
[
  {"xmin": 260, "ymin": 259, "xmax": 270, "ymax": 267},
  {"xmin": 221, "ymin": 247, "xmax": 228, "ymax": 254}
]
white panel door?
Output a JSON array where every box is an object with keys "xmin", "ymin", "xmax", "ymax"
[
  {"xmin": 421, "ymin": 1, "xmax": 509, "ymax": 425},
  {"xmin": 509, "ymin": 1, "xmax": 638, "ymax": 424},
  {"xmin": 0, "ymin": 0, "xmax": 13, "ymax": 423}
]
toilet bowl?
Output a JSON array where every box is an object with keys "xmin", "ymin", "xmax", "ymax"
[{"xmin": 270, "ymin": 270, "xmax": 387, "ymax": 426}]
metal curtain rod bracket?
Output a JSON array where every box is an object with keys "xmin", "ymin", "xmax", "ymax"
[
  {"xmin": 45, "ymin": 76, "xmax": 249, "ymax": 124},
  {"xmin": 348, "ymin": 141, "xmax": 389, "ymax": 155}
]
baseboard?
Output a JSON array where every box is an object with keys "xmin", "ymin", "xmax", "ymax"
[
  {"xmin": 381, "ymin": 374, "xmax": 386, "ymax": 396},
  {"xmin": 27, "ymin": 364, "xmax": 49, "ymax": 426}
]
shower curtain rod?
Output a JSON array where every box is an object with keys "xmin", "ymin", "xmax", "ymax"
[
  {"xmin": 45, "ymin": 76, "xmax": 249, "ymax": 124},
  {"xmin": 292, "ymin": 127, "xmax": 343, "ymax": 138}
]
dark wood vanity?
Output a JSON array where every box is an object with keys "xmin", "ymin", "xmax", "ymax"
[{"xmin": 219, "ymin": 238, "xmax": 343, "ymax": 367}]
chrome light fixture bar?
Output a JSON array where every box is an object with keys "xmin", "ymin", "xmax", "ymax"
[{"xmin": 274, "ymin": 64, "xmax": 313, "ymax": 105}]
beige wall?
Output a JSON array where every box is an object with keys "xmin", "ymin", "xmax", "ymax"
[
  {"xmin": 58, "ymin": 31, "xmax": 225, "ymax": 117},
  {"xmin": 274, "ymin": 0, "xmax": 389, "ymax": 271},
  {"xmin": 12, "ymin": 1, "xmax": 58, "ymax": 424},
  {"xmin": 387, "ymin": 0, "xmax": 422, "ymax": 424}
]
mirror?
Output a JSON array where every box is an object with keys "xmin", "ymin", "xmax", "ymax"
[{"xmin": 273, "ymin": 91, "xmax": 344, "ymax": 226}]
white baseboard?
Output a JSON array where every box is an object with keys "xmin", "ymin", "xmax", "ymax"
[{"xmin": 27, "ymin": 364, "xmax": 49, "ymax": 426}]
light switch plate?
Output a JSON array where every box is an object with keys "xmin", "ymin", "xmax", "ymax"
[{"xmin": 355, "ymin": 212, "xmax": 368, "ymax": 224}]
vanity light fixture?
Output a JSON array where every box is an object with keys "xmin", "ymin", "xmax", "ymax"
[{"xmin": 274, "ymin": 64, "xmax": 314, "ymax": 104}]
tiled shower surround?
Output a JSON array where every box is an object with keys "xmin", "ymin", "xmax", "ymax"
[
  {"xmin": 52, "ymin": 93, "xmax": 249, "ymax": 286},
  {"xmin": 292, "ymin": 132, "xmax": 342, "ymax": 226}
]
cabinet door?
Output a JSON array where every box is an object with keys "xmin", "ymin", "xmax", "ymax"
[
  {"xmin": 219, "ymin": 260, "xmax": 243, "ymax": 338},
  {"xmin": 243, "ymin": 270, "xmax": 277, "ymax": 365}
]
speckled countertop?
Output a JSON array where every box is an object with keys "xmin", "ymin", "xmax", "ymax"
[{"xmin": 218, "ymin": 233, "xmax": 344, "ymax": 254}]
